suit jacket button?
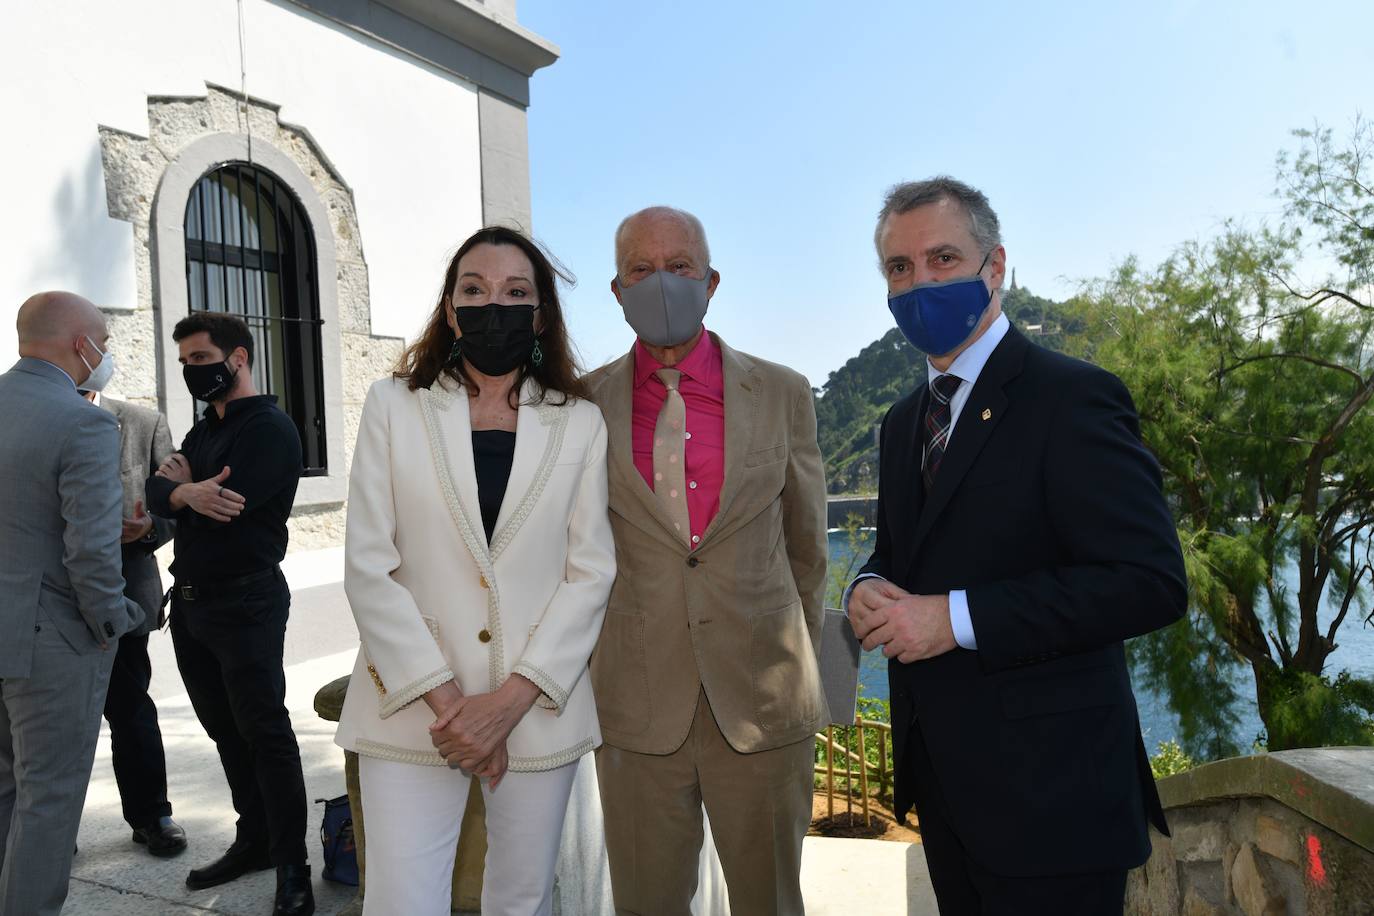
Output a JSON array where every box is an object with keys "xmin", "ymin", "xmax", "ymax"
[
  {"xmin": 687, "ymin": 557, "xmax": 699, "ymax": 568},
  {"xmin": 478, "ymin": 629, "xmax": 492, "ymax": 643},
  {"xmin": 103, "ymin": 622, "xmax": 115, "ymax": 637}
]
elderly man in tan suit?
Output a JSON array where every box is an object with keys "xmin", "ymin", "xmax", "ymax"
[{"xmin": 585, "ymin": 206, "xmax": 829, "ymax": 915}]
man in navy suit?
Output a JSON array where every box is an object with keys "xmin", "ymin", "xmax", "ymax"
[{"xmin": 847, "ymin": 177, "xmax": 1187, "ymax": 914}]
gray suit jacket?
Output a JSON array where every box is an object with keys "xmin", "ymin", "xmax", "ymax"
[
  {"xmin": 102, "ymin": 397, "xmax": 175, "ymax": 636},
  {"xmin": 0, "ymin": 359, "xmax": 143, "ymax": 677}
]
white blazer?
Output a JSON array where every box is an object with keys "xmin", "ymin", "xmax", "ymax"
[{"xmin": 335, "ymin": 375, "xmax": 615, "ymax": 771}]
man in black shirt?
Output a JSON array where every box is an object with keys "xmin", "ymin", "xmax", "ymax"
[{"xmin": 145, "ymin": 312, "xmax": 313, "ymax": 916}]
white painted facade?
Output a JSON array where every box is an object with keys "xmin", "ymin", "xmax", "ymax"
[{"xmin": 0, "ymin": 0, "xmax": 557, "ymax": 548}]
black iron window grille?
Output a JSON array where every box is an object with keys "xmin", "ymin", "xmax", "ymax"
[{"xmin": 185, "ymin": 163, "xmax": 328, "ymax": 476}]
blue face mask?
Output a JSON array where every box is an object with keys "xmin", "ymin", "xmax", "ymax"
[{"xmin": 887, "ymin": 251, "xmax": 993, "ymax": 356}]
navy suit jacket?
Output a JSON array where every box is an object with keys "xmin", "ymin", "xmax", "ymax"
[{"xmin": 861, "ymin": 327, "xmax": 1187, "ymax": 877}]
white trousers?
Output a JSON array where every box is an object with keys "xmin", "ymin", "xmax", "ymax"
[{"xmin": 359, "ymin": 755, "xmax": 578, "ymax": 916}]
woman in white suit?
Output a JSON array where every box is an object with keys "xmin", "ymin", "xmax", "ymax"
[{"xmin": 335, "ymin": 227, "xmax": 615, "ymax": 916}]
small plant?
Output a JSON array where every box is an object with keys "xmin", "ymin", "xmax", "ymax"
[{"xmin": 1149, "ymin": 739, "xmax": 1196, "ymax": 779}]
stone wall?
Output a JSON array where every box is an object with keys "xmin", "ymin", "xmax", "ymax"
[
  {"xmin": 98, "ymin": 86, "xmax": 404, "ymax": 549},
  {"xmin": 1127, "ymin": 748, "xmax": 1374, "ymax": 915}
]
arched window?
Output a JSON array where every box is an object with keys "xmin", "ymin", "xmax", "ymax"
[{"xmin": 184, "ymin": 163, "xmax": 327, "ymax": 475}]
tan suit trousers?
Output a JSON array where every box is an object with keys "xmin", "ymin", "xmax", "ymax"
[{"xmin": 596, "ymin": 689, "xmax": 814, "ymax": 916}]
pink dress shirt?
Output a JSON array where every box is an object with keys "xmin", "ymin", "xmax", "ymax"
[{"xmin": 632, "ymin": 330, "xmax": 726, "ymax": 548}]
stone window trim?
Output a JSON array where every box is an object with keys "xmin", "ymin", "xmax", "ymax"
[{"xmin": 153, "ymin": 132, "xmax": 345, "ymax": 506}]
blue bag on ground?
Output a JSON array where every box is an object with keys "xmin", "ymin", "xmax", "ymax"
[{"xmin": 317, "ymin": 794, "xmax": 359, "ymax": 886}]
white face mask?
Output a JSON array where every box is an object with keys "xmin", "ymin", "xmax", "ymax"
[{"xmin": 79, "ymin": 336, "xmax": 116, "ymax": 392}]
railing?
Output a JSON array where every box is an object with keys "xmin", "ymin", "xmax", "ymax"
[{"xmin": 814, "ymin": 716, "xmax": 892, "ymax": 828}]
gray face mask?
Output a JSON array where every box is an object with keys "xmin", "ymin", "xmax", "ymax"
[{"xmin": 613, "ymin": 269, "xmax": 712, "ymax": 347}]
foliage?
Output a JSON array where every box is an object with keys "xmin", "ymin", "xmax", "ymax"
[
  {"xmin": 1149, "ymin": 740, "xmax": 1197, "ymax": 779},
  {"xmin": 1256, "ymin": 669, "xmax": 1374, "ymax": 750},
  {"xmin": 813, "ymin": 328, "xmax": 925, "ymax": 494},
  {"xmin": 813, "ymin": 287, "xmax": 1072, "ymax": 494},
  {"xmin": 1063, "ymin": 117, "xmax": 1374, "ymax": 757},
  {"xmin": 813, "ymin": 684, "xmax": 894, "ymax": 800}
]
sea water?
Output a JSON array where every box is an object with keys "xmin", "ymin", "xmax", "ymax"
[{"xmin": 828, "ymin": 530, "xmax": 1374, "ymax": 753}]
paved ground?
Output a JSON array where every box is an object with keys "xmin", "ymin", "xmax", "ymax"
[{"xmin": 63, "ymin": 548, "xmax": 936, "ymax": 914}]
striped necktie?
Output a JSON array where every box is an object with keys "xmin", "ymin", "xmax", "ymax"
[{"xmin": 923, "ymin": 373, "xmax": 964, "ymax": 491}]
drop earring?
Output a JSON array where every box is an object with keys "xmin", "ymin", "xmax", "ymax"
[{"xmin": 531, "ymin": 338, "xmax": 544, "ymax": 367}]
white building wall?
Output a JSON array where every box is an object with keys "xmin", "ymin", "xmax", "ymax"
[{"xmin": 0, "ymin": 0, "xmax": 485, "ymax": 371}]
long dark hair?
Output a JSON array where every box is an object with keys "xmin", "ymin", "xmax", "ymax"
[{"xmin": 395, "ymin": 227, "xmax": 587, "ymax": 405}]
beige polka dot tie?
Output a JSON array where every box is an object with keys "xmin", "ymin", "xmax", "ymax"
[{"xmin": 653, "ymin": 368, "xmax": 690, "ymax": 546}]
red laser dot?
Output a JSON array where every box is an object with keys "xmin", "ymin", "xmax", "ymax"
[{"xmin": 1306, "ymin": 834, "xmax": 1327, "ymax": 886}]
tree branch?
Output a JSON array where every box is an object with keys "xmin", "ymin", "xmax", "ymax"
[
  {"xmin": 1215, "ymin": 351, "xmax": 1365, "ymax": 386},
  {"xmin": 1266, "ymin": 269, "xmax": 1372, "ymax": 312}
]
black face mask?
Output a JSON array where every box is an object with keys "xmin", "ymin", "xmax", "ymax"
[
  {"xmin": 183, "ymin": 360, "xmax": 238, "ymax": 402},
  {"xmin": 453, "ymin": 303, "xmax": 538, "ymax": 377}
]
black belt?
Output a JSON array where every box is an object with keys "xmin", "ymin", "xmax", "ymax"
[{"xmin": 172, "ymin": 567, "xmax": 280, "ymax": 603}]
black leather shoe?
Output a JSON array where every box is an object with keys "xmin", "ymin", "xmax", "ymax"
[
  {"xmin": 132, "ymin": 816, "xmax": 188, "ymax": 858},
  {"xmin": 185, "ymin": 840, "xmax": 272, "ymax": 890},
  {"xmin": 273, "ymin": 864, "xmax": 315, "ymax": 916}
]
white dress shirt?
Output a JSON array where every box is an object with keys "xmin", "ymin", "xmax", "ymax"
[{"xmin": 847, "ymin": 312, "xmax": 1011, "ymax": 651}]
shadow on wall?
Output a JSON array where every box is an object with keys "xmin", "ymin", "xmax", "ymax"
[{"xmin": 26, "ymin": 142, "xmax": 131, "ymax": 307}]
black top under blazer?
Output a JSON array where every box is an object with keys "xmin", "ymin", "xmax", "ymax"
[{"xmin": 860, "ymin": 326, "xmax": 1187, "ymax": 878}]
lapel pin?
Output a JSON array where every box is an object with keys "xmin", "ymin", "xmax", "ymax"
[{"xmin": 981, "ymin": 408, "xmax": 992, "ymax": 421}]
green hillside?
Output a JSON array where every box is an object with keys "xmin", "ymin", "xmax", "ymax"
[{"xmin": 815, "ymin": 285, "xmax": 1074, "ymax": 494}]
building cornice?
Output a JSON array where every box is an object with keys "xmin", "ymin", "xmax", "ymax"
[
  {"xmin": 381, "ymin": 0, "xmax": 558, "ymax": 76},
  {"xmin": 280, "ymin": 0, "xmax": 559, "ymax": 106}
]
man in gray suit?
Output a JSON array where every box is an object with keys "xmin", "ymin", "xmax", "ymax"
[
  {"xmin": 0, "ymin": 291, "xmax": 144, "ymax": 915},
  {"xmin": 80, "ymin": 389, "xmax": 188, "ymax": 857}
]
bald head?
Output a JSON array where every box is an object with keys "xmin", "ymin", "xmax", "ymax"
[
  {"xmin": 17, "ymin": 291, "xmax": 105, "ymax": 345},
  {"xmin": 614, "ymin": 206, "xmax": 711, "ymax": 276},
  {"xmin": 16, "ymin": 291, "xmax": 110, "ymax": 388}
]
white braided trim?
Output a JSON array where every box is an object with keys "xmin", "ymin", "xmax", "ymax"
[
  {"xmin": 487, "ymin": 404, "xmax": 568, "ymax": 693},
  {"xmin": 488, "ymin": 402, "xmax": 567, "ymax": 561},
  {"xmin": 354, "ymin": 739, "xmax": 447, "ymax": 767},
  {"xmin": 376, "ymin": 665, "xmax": 454, "ymax": 719},
  {"xmin": 511, "ymin": 661, "xmax": 569, "ymax": 712},
  {"xmin": 418, "ymin": 387, "xmax": 505, "ymax": 693},
  {"xmin": 508, "ymin": 737, "xmax": 595, "ymax": 773},
  {"xmin": 355, "ymin": 737, "xmax": 595, "ymax": 772}
]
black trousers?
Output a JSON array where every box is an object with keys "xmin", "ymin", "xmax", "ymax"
[
  {"xmin": 903, "ymin": 719, "xmax": 1127, "ymax": 916},
  {"xmin": 101, "ymin": 633, "xmax": 173, "ymax": 828},
  {"xmin": 170, "ymin": 569, "xmax": 307, "ymax": 866}
]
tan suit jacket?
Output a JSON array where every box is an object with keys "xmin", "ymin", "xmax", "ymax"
[{"xmin": 585, "ymin": 333, "xmax": 828, "ymax": 755}]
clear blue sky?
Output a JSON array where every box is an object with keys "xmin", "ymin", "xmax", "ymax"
[{"xmin": 519, "ymin": 0, "xmax": 1373, "ymax": 389}]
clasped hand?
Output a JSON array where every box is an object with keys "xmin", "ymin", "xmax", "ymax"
[
  {"xmin": 847, "ymin": 578, "xmax": 956, "ymax": 663},
  {"xmin": 429, "ymin": 676, "xmax": 541, "ymax": 789},
  {"xmin": 156, "ymin": 454, "xmax": 245, "ymax": 522},
  {"xmin": 120, "ymin": 499, "xmax": 154, "ymax": 544}
]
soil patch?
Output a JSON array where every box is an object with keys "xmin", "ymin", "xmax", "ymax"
[{"xmin": 808, "ymin": 791, "xmax": 921, "ymax": 843}]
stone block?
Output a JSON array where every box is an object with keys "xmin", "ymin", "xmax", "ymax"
[
  {"xmin": 98, "ymin": 129, "xmax": 166, "ymax": 223},
  {"xmin": 342, "ymin": 402, "xmax": 364, "ymax": 475},
  {"xmin": 342, "ymin": 332, "xmax": 404, "ymax": 407},
  {"xmin": 104, "ymin": 308, "xmax": 161, "ymax": 403},
  {"xmin": 1182, "ymin": 884, "xmax": 1225, "ymax": 916},
  {"xmin": 1126, "ymin": 827, "xmax": 1179, "ymax": 915},
  {"xmin": 147, "ymin": 99, "xmax": 213, "ymax": 158},
  {"xmin": 1255, "ymin": 814, "xmax": 1301, "ymax": 865},
  {"xmin": 289, "ymin": 502, "xmax": 346, "ymax": 550},
  {"xmin": 323, "ymin": 186, "xmax": 364, "ymax": 258},
  {"xmin": 205, "ymin": 88, "xmax": 244, "ymax": 134},
  {"xmin": 337, "ymin": 261, "xmax": 375, "ymax": 334},
  {"xmin": 1175, "ymin": 819, "xmax": 1228, "ymax": 863},
  {"xmin": 1233, "ymin": 843, "xmax": 1288, "ymax": 916}
]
